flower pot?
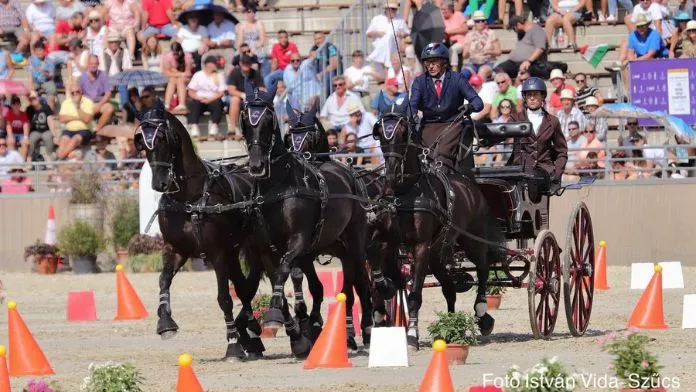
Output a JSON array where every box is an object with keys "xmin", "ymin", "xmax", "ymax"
[
  {"xmin": 116, "ymin": 250, "xmax": 129, "ymax": 266},
  {"xmin": 620, "ymin": 388, "xmax": 667, "ymax": 392},
  {"xmin": 71, "ymin": 255, "xmax": 98, "ymax": 274},
  {"xmin": 445, "ymin": 343, "xmax": 469, "ymax": 365},
  {"xmin": 486, "ymin": 295, "xmax": 502, "ymax": 310},
  {"xmin": 260, "ymin": 323, "xmax": 279, "ymax": 337},
  {"xmin": 35, "ymin": 255, "xmax": 59, "ymax": 274}
]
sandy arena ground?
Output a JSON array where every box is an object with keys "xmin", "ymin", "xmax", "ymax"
[{"xmin": 0, "ymin": 265, "xmax": 694, "ymax": 391}]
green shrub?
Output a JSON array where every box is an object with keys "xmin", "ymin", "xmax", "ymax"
[
  {"xmin": 485, "ymin": 270, "xmax": 508, "ymax": 295},
  {"xmin": 127, "ymin": 253, "xmax": 163, "ymax": 273},
  {"xmin": 57, "ymin": 220, "xmax": 106, "ymax": 257},
  {"xmin": 427, "ymin": 311, "xmax": 480, "ymax": 346},
  {"xmin": 70, "ymin": 169, "xmax": 102, "ymax": 204},
  {"xmin": 111, "ymin": 198, "xmax": 139, "ymax": 250},
  {"xmin": 80, "ymin": 362, "xmax": 144, "ymax": 392}
]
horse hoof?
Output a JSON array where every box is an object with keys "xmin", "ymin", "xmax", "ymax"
[
  {"xmin": 245, "ymin": 337, "xmax": 266, "ymax": 355},
  {"xmin": 245, "ymin": 351, "xmax": 264, "ymax": 361},
  {"xmin": 291, "ymin": 335, "xmax": 313, "ymax": 358},
  {"xmin": 225, "ymin": 342, "xmax": 247, "ymax": 361},
  {"xmin": 263, "ymin": 308, "xmax": 285, "ymax": 328},
  {"xmin": 297, "ymin": 316, "xmax": 312, "ymax": 340},
  {"xmin": 157, "ymin": 317, "xmax": 179, "ymax": 337},
  {"xmin": 478, "ymin": 313, "xmax": 495, "ymax": 336},
  {"xmin": 347, "ymin": 336, "xmax": 358, "ymax": 353},
  {"xmin": 160, "ymin": 330, "xmax": 178, "ymax": 340},
  {"xmin": 362, "ymin": 331, "xmax": 371, "ymax": 348},
  {"xmin": 406, "ymin": 335, "xmax": 420, "ymax": 350}
]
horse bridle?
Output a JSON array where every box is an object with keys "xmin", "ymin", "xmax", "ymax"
[
  {"xmin": 136, "ymin": 118, "xmax": 182, "ymax": 194},
  {"xmin": 375, "ymin": 113, "xmax": 421, "ymax": 180},
  {"xmin": 289, "ymin": 123, "xmax": 318, "ymax": 153},
  {"xmin": 242, "ymin": 101, "xmax": 278, "ymax": 179}
]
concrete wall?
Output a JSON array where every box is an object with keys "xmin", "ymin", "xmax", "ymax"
[{"xmin": 2, "ymin": 182, "xmax": 695, "ymax": 271}]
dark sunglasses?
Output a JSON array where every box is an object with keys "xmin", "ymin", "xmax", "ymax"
[
  {"xmin": 496, "ymin": 81, "xmax": 507, "ymax": 85},
  {"xmin": 90, "ymin": 18, "xmax": 100, "ymax": 22},
  {"xmin": 333, "ymin": 83, "xmax": 345, "ymax": 87},
  {"xmin": 568, "ymin": 127, "xmax": 578, "ymax": 131},
  {"xmin": 584, "ymin": 130, "xmax": 595, "ymax": 133},
  {"xmin": 500, "ymin": 105, "xmax": 512, "ymax": 109},
  {"xmin": 475, "ymin": 19, "xmax": 486, "ymax": 23},
  {"xmin": 575, "ymin": 78, "xmax": 586, "ymax": 83},
  {"xmin": 291, "ymin": 59, "xmax": 301, "ymax": 63}
]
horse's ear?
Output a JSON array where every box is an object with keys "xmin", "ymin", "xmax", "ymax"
[
  {"xmin": 377, "ymin": 91, "xmax": 389, "ymax": 115},
  {"xmin": 244, "ymin": 79, "xmax": 255, "ymax": 102},
  {"xmin": 259, "ymin": 82, "xmax": 277, "ymax": 105},
  {"xmin": 286, "ymin": 99, "xmax": 299, "ymax": 125},
  {"xmin": 306, "ymin": 99, "xmax": 319, "ymax": 120}
]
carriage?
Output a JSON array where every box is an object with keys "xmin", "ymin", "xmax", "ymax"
[{"xmin": 388, "ymin": 121, "xmax": 597, "ymax": 339}]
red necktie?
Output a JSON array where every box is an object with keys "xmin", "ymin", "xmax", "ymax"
[{"xmin": 435, "ymin": 80, "xmax": 442, "ymax": 98}]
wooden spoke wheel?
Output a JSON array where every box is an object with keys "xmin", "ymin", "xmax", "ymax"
[
  {"xmin": 528, "ymin": 229, "xmax": 562, "ymax": 339},
  {"xmin": 563, "ymin": 201, "xmax": 595, "ymax": 336}
]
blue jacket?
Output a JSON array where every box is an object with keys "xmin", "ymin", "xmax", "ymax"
[{"xmin": 409, "ymin": 70, "xmax": 484, "ymax": 124}]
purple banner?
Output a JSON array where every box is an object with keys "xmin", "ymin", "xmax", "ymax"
[{"xmin": 629, "ymin": 58, "xmax": 696, "ymax": 126}]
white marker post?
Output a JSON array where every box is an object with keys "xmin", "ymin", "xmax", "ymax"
[{"xmin": 139, "ymin": 160, "xmax": 162, "ymax": 236}]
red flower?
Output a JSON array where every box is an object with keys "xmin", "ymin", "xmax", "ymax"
[
  {"xmin": 253, "ymin": 310, "xmax": 261, "ymax": 319},
  {"xmin": 262, "ymin": 306, "xmax": 269, "ymax": 313}
]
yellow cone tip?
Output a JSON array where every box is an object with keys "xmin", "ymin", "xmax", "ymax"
[
  {"xmin": 433, "ymin": 339, "xmax": 447, "ymax": 352},
  {"xmin": 178, "ymin": 353, "xmax": 192, "ymax": 367},
  {"xmin": 115, "ymin": 264, "xmax": 124, "ymax": 272},
  {"xmin": 599, "ymin": 240, "xmax": 606, "ymax": 247},
  {"xmin": 0, "ymin": 345, "xmax": 5, "ymax": 357},
  {"xmin": 7, "ymin": 300, "xmax": 16, "ymax": 310},
  {"xmin": 654, "ymin": 264, "xmax": 663, "ymax": 273},
  {"xmin": 336, "ymin": 293, "xmax": 347, "ymax": 302}
]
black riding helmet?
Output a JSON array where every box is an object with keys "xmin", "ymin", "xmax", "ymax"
[
  {"xmin": 520, "ymin": 77, "xmax": 548, "ymax": 99},
  {"xmin": 420, "ymin": 42, "xmax": 449, "ymax": 62}
]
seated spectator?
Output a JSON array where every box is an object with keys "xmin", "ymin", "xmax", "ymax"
[
  {"xmin": 142, "ymin": 35, "xmax": 162, "ymax": 72},
  {"xmin": 231, "ymin": 42, "xmax": 259, "ymax": 70},
  {"xmin": 227, "ymin": 54, "xmax": 264, "ymax": 139},
  {"xmin": 669, "ymin": 11, "xmax": 690, "ymax": 58},
  {"xmin": 617, "ymin": 14, "xmax": 668, "ymax": 68},
  {"xmin": 311, "ymin": 31, "xmax": 340, "ymax": 96},
  {"xmin": 27, "ymin": 90, "xmax": 55, "ymax": 161},
  {"xmin": 5, "ymin": 95, "xmax": 29, "ymax": 160},
  {"xmin": 66, "ymin": 38, "xmax": 89, "ymax": 84},
  {"xmin": 495, "ymin": 16, "xmax": 548, "ymax": 78},
  {"xmin": 162, "ymin": 41, "xmax": 192, "ymax": 111},
  {"xmin": 575, "ymin": 123, "xmax": 606, "ymax": 172},
  {"xmin": 56, "ymin": 83, "xmax": 95, "ymax": 160},
  {"xmin": 341, "ymin": 104, "xmax": 379, "ymax": 163},
  {"xmin": 387, "ymin": 51, "xmax": 412, "ymax": 93},
  {"xmin": 0, "ymin": 137, "xmax": 23, "ymax": 174},
  {"xmin": 99, "ymin": 32, "xmax": 132, "ymax": 75},
  {"xmin": 186, "ymin": 56, "xmax": 226, "ymax": 139},
  {"xmin": 105, "ymin": 0, "xmax": 139, "ymax": 60},
  {"xmin": 366, "ymin": 3, "xmax": 409, "ymax": 80},
  {"xmin": 584, "ymin": 97, "xmax": 607, "ymax": 142},
  {"xmin": 50, "ymin": 10, "xmax": 86, "ymax": 65},
  {"xmin": 556, "ymin": 89, "xmax": 587, "ymax": 138},
  {"xmin": 632, "ymin": 132, "xmax": 667, "ymax": 174},
  {"xmin": 236, "ymin": 8, "xmax": 268, "ymax": 75},
  {"xmin": 608, "ymin": 149, "xmax": 632, "ymax": 180},
  {"xmin": 319, "ymin": 76, "xmax": 365, "ymax": 133},
  {"xmin": 625, "ymin": 0, "xmax": 663, "ymax": 33},
  {"xmin": 461, "ymin": 11, "xmax": 501, "ymax": 78},
  {"xmin": 326, "ymin": 129, "xmax": 339, "ymax": 150},
  {"xmin": 283, "ymin": 52, "xmax": 320, "ymax": 112},
  {"xmin": 85, "ymin": 134, "xmax": 116, "ymax": 171},
  {"xmin": 441, "ymin": 3, "xmax": 467, "ymax": 72},
  {"xmin": 28, "ymin": 42, "xmax": 57, "ymax": 109},
  {"xmin": 564, "ymin": 120, "xmax": 586, "ymax": 172},
  {"xmin": 121, "ymin": 87, "xmax": 141, "ymax": 123},
  {"xmin": 547, "ymin": 69, "xmax": 576, "ymax": 115},
  {"xmin": 176, "ymin": 11, "xmax": 209, "ymax": 72},
  {"xmin": 55, "ymin": 0, "xmax": 85, "ymax": 26},
  {"xmin": 490, "ymin": 72, "xmax": 517, "ymax": 118},
  {"xmin": 0, "ymin": 42, "xmax": 15, "ymax": 79},
  {"xmin": 468, "ymin": 74, "xmax": 493, "ymax": 123},
  {"xmin": 494, "ymin": 99, "xmax": 514, "ymax": 123},
  {"xmin": 573, "ymin": 72, "xmax": 603, "ymax": 114},
  {"xmin": 344, "ymin": 50, "xmax": 373, "ymax": 99},
  {"xmin": 139, "ymin": 0, "xmax": 177, "ymax": 42},
  {"xmin": 339, "ymin": 132, "xmax": 364, "ymax": 166},
  {"xmin": 679, "ymin": 20, "xmax": 696, "ymax": 57},
  {"xmin": 0, "ymin": 0, "xmax": 30, "ymax": 55},
  {"xmin": 265, "ymin": 29, "xmax": 298, "ymax": 89},
  {"xmin": 26, "ymin": 0, "xmax": 56, "ymax": 50},
  {"xmin": 85, "ymin": 10, "xmax": 106, "ymax": 56},
  {"xmin": 206, "ymin": 8, "xmax": 236, "ymax": 60},
  {"xmin": 370, "ymin": 78, "xmax": 406, "ymax": 116},
  {"xmin": 0, "ymin": 167, "xmax": 33, "ymax": 193},
  {"xmin": 544, "ymin": 0, "xmax": 585, "ymax": 51},
  {"xmin": 79, "ymin": 55, "xmax": 115, "ymax": 134}
]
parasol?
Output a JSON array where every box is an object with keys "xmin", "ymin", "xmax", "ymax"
[
  {"xmin": 178, "ymin": 4, "xmax": 239, "ymax": 26},
  {"xmin": 409, "ymin": 2, "xmax": 445, "ymax": 61},
  {"xmin": 110, "ymin": 69, "xmax": 168, "ymax": 87}
]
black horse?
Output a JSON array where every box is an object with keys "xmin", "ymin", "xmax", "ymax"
[
  {"xmin": 134, "ymin": 100, "xmax": 266, "ymax": 361},
  {"xmin": 372, "ymin": 98, "xmax": 504, "ymax": 349},
  {"xmin": 240, "ymin": 86, "xmax": 373, "ymax": 351}
]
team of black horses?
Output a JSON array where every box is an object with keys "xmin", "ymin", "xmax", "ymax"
[{"xmin": 133, "ymin": 83, "xmax": 507, "ymax": 360}]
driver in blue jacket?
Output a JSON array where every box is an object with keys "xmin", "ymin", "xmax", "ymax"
[{"xmin": 409, "ymin": 42, "xmax": 484, "ymax": 172}]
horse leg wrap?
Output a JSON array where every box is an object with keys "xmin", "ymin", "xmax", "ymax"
[
  {"xmin": 407, "ymin": 318, "xmax": 418, "ymax": 338},
  {"xmin": 158, "ymin": 293, "xmax": 171, "ymax": 314},
  {"xmin": 294, "ymin": 292, "xmax": 305, "ymax": 304},
  {"xmin": 284, "ymin": 319, "xmax": 301, "ymax": 337},
  {"xmin": 346, "ymin": 316, "xmax": 356, "ymax": 338}
]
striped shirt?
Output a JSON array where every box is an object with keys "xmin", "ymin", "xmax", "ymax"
[
  {"xmin": 576, "ymin": 86, "xmax": 598, "ymax": 114},
  {"xmin": 556, "ymin": 106, "xmax": 587, "ymax": 139},
  {"xmin": 0, "ymin": 0, "xmax": 23, "ymax": 31}
]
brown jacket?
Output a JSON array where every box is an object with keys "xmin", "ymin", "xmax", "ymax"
[{"xmin": 507, "ymin": 109, "xmax": 568, "ymax": 180}]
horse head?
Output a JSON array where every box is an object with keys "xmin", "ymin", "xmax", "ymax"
[
  {"xmin": 286, "ymin": 99, "xmax": 328, "ymax": 156},
  {"xmin": 240, "ymin": 81, "xmax": 281, "ymax": 178},
  {"xmin": 134, "ymin": 99, "xmax": 187, "ymax": 193},
  {"xmin": 372, "ymin": 92, "xmax": 413, "ymax": 187}
]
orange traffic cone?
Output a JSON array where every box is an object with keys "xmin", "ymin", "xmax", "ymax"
[
  {"xmin": 0, "ymin": 345, "xmax": 10, "ymax": 392},
  {"xmin": 303, "ymin": 293, "xmax": 352, "ymax": 369},
  {"xmin": 628, "ymin": 264, "xmax": 669, "ymax": 329},
  {"xmin": 595, "ymin": 240, "xmax": 609, "ymax": 290},
  {"xmin": 176, "ymin": 354, "xmax": 204, "ymax": 392},
  {"xmin": 114, "ymin": 265, "xmax": 149, "ymax": 320},
  {"xmin": 7, "ymin": 301, "xmax": 54, "ymax": 376},
  {"xmin": 45, "ymin": 205, "xmax": 56, "ymax": 245},
  {"xmin": 418, "ymin": 340, "xmax": 454, "ymax": 392}
]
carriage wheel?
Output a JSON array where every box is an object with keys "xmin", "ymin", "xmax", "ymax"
[
  {"xmin": 527, "ymin": 230, "xmax": 562, "ymax": 339},
  {"xmin": 563, "ymin": 201, "xmax": 595, "ymax": 337}
]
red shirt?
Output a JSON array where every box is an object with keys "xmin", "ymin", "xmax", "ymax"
[
  {"xmin": 548, "ymin": 83, "xmax": 577, "ymax": 111},
  {"xmin": 142, "ymin": 0, "xmax": 173, "ymax": 28},
  {"xmin": 271, "ymin": 42, "xmax": 298, "ymax": 70},
  {"xmin": 5, "ymin": 110, "xmax": 28, "ymax": 135},
  {"xmin": 55, "ymin": 21, "xmax": 83, "ymax": 50}
]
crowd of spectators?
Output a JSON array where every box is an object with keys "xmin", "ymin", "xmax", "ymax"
[{"xmin": 1, "ymin": 0, "xmax": 695, "ymax": 193}]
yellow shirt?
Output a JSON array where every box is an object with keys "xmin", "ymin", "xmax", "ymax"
[{"xmin": 59, "ymin": 97, "xmax": 94, "ymax": 131}]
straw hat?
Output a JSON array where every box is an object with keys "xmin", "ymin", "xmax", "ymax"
[
  {"xmin": 385, "ymin": 2, "xmax": 399, "ymax": 9},
  {"xmin": 347, "ymin": 103, "xmax": 361, "ymax": 115},
  {"xmin": 471, "ymin": 10, "xmax": 486, "ymax": 21},
  {"xmin": 635, "ymin": 14, "xmax": 651, "ymax": 27},
  {"xmin": 560, "ymin": 89, "xmax": 575, "ymax": 100},
  {"xmin": 687, "ymin": 20, "xmax": 696, "ymax": 31},
  {"xmin": 550, "ymin": 69, "xmax": 565, "ymax": 81},
  {"xmin": 585, "ymin": 96, "xmax": 599, "ymax": 107}
]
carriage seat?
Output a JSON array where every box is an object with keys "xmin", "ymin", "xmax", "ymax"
[
  {"xmin": 475, "ymin": 121, "xmax": 533, "ymax": 147},
  {"xmin": 473, "ymin": 165, "xmax": 548, "ymax": 182}
]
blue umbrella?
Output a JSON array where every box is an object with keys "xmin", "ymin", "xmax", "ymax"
[
  {"xmin": 651, "ymin": 112, "xmax": 696, "ymax": 142},
  {"xmin": 110, "ymin": 70, "xmax": 168, "ymax": 87},
  {"xmin": 178, "ymin": 4, "xmax": 239, "ymax": 26},
  {"xmin": 587, "ymin": 103, "xmax": 656, "ymax": 119}
]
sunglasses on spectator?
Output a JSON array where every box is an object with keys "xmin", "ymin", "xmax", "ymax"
[
  {"xmin": 72, "ymin": 90, "xmax": 83, "ymax": 94},
  {"xmin": 500, "ymin": 105, "xmax": 511, "ymax": 109},
  {"xmin": 475, "ymin": 20, "xmax": 486, "ymax": 23},
  {"xmin": 575, "ymin": 78, "xmax": 585, "ymax": 83},
  {"xmin": 291, "ymin": 59, "xmax": 301, "ymax": 63},
  {"xmin": 568, "ymin": 127, "xmax": 578, "ymax": 131},
  {"xmin": 0, "ymin": 143, "xmax": 7, "ymax": 147},
  {"xmin": 584, "ymin": 130, "xmax": 595, "ymax": 133},
  {"xmin": 333, "ymin": 82, "xmax": 345, "ymax": 87},
  {"xmin": 90, "ymin": 18, "xmax": 100, "ymax": 22},
  {"xmin": 496, "ymin": 80, "xmax": 507, "ymax": 85}
]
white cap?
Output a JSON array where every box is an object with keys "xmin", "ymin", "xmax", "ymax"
[
  {"xmin": 550, "ymin": 69, "xmax": 565, "ymax": 81},
  {"xmin": 585, "ymin": 96, "xmax": 599, "ymax": 107},
  {"xmin": 560, "ymin": 89, "xmax": 575, "ymax": 100}
]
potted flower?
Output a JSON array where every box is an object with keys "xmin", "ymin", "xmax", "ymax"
[
  {"xmin": 600, "ymin": 330, "xmax": 666, "ymax": 392},
  {"xmin": 80, "ymin": 361, "xmax": 144, "ymax": 392},
  {"xmin": 426, "ymin": 311, "xmax": 479, "ymax": 365},
  {"xmin": 506, "ymin": 356, "xmax": 578, "ymax": 391},
  {"xmin": 24, "ymin": 240, "xmax": 60, "ymax": 274},
  {"xmin": 57, "ymin": 220, "xmax": 106, "ymax": 274},
  {"xmin": 23, "ymin": 379, "xmax": 62, "ymax": 392},
  {"xmin": 110, "ymin": 197, "xmax": 139, "ymax": 265},
  {"xmin": 252, "ymin": 294, "xmax": 277, "ymax": 337},
  {"xmin": 485, "ymin": 270, "xmax": 507, "ymax": 310},
  {"xmin": 69, "ymin": 167, "xmax": 105, "ymax": 232}
]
